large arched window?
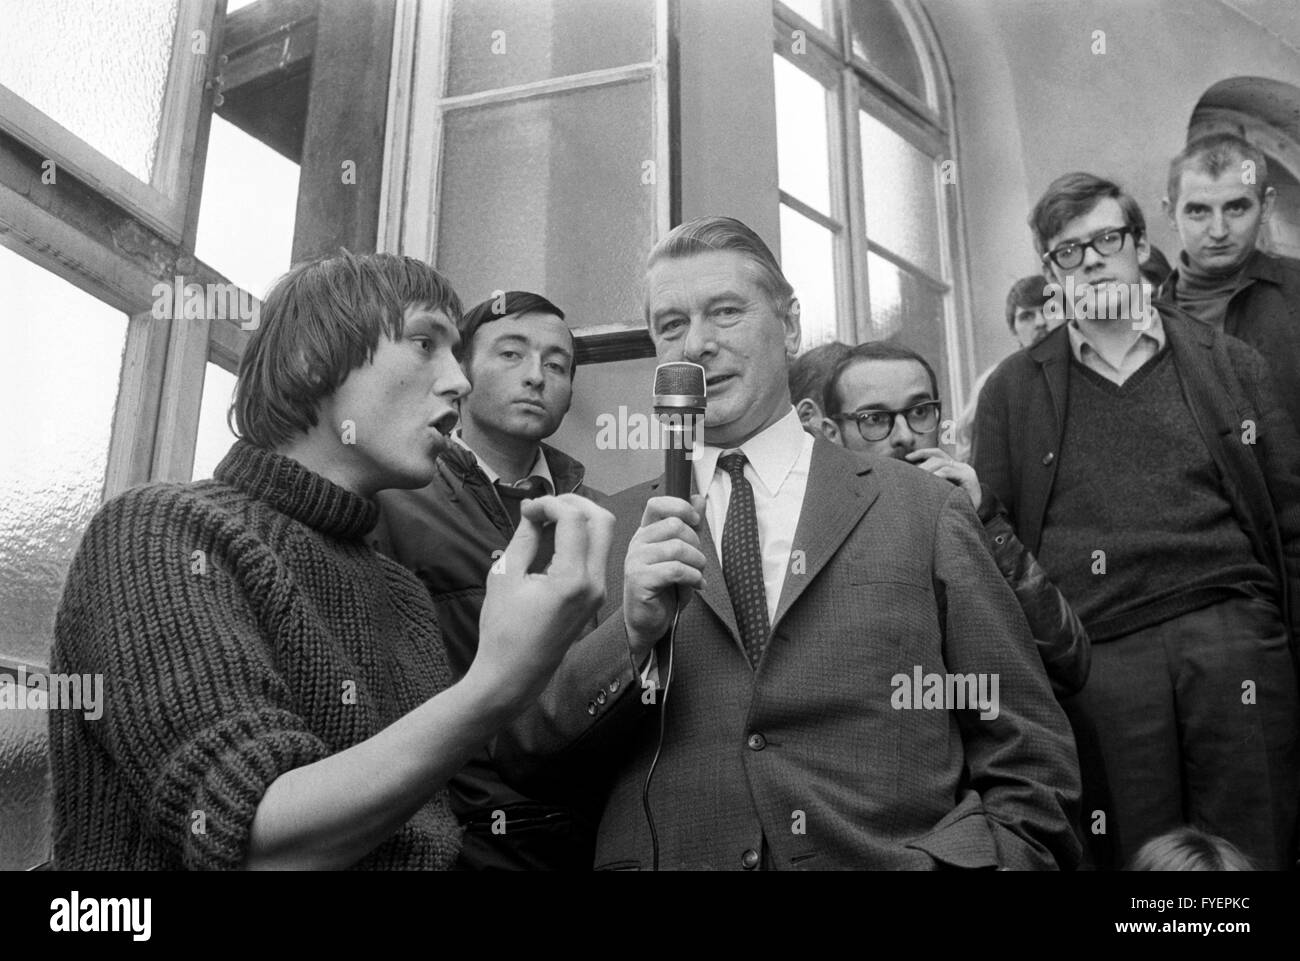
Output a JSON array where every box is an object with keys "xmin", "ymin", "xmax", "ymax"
[{"xmin": 773, "ymin": 0, "xmax": 970, "ymax": 406}]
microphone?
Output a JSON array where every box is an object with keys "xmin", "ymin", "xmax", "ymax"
[{"xmin": 653, "ymin": 362, "xmax": 706, "ymax": 500}]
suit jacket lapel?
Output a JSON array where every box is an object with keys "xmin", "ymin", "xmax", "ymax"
[{"xmin": 771, "ymin": 439, "xmax": 879, "ymax": 631}]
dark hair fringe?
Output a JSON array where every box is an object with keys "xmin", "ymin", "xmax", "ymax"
[
  {"xmin": 231, "ymin": 249, "xmax": 463, "ymax": 449},
  {"xmin": 458, "ymin": 290, "xmax": 575, "ymax": 379},
  {"xmin": 1029, "ymin": 172, "xmax": 1146, "ymax": 256}
]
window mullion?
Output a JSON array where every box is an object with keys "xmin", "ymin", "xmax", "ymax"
[{"xmin": 841, "ymin": 69, "xmax": 871, "ymax": 344}]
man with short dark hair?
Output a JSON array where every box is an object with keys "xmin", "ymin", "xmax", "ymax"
[
  {"xmin": 500, "ymin": 216, "xmax": 1082, "ymax": 871},
  {"xmin": 973, "ymin": 172, "xmax": 1300, "ymax": 869},
  {"xmin": 374, "ymin": 290, "xmax": 603, "ymax": 870},
  {"xmin": 787, "ymin": 341, "xmax": 850, "ymax": 436},
  {"xmin": 1006, "ymin": 275, "xmax": 1056, "ymax": 351},
  {"xmin": 49, "ymin": 253, "xmax": 613, "ymax": 870},
  {"xmin": 1162, "ymin": 132, "xmax": 1300, "ymax": 429}
]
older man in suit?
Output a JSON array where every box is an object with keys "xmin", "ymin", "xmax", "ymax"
[{"xmin": 497, "ymin": 216, "xmax": 1081, "ymax": 870}]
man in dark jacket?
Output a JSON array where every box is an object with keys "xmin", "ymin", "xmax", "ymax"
[
  {"xmin": 373, "ymin": 291, "xmax": 604, "ymax": 870},
  {"xmin": 1161, "ymin": 132, "xmax": 1300, "ymax": 431},
  {"xmin": 821, "ymin": 340, "xmax": 1089, "ymax": 698},
  {"xmin": 973, "ymin": 172, "xmax": 1300, "ymax": 870}
]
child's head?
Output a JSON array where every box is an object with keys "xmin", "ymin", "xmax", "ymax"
[{"xmin": 1127, "ymin": 826, "xmax": 1254, "ymax": 871}]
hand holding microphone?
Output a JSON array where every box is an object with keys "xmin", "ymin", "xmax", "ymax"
[{"xmin": 622, "ymin": 362, "xmax": 709, "ymax": 658}]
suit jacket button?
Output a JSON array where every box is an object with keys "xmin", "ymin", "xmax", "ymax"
[
  {"xmin": 741, "ymin": 849, "xmax": 760, "ymax": 870},
  {"xmin": 609, "ymin": 678, "xmax": 620, "ymax": 693},
  {"xmin": 1041, "ymin": 451, "xmax": 1055, "ymax": 465},
  {"xmin": 586, "ymin": 701, "xmax": 597, "ymax": 715},
  {"xmin": 596, "ymin": 690, "xmax": 608, "ymax": 705},
  {"xmin": 747, "ymin": 733, "xmax": 766, "ymax": 751}
]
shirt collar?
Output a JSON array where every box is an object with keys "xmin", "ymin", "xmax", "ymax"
[
  {"xmin": 453, "ymin": 430, "xmax": 553, "ymax": 493},
  {"xmin": 692, "ymin": 406, "xmax": 805, "ymax": 498},
  {"xmin": 1066, "ymin": 306, "xmax": 1166, "ymax": 362}
]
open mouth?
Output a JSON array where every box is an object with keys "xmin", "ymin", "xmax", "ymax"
[
  {"xmin": 706, "ymin": 373, "xmax": 736, "ymax": 389},
  {"xmin": 429, "ymin": 410, "xmax": 458, "ymax": 435}
]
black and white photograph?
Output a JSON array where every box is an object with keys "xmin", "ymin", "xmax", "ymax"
[{"xmin": 1, "ymin": 0, "xmax": 1297, "ymax": 939}]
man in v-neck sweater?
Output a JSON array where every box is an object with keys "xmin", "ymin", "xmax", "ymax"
[{"xmin": 972, "ymin": 173, "xmax": 1300, "ymax": 870}]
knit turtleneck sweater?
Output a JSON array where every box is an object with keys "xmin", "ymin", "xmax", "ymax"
[
  {"xmin": 49, "ymin": 440, "xmax": 461, "ymax": 870},
  {"xmin": 1173, "ymin": 251, "xmax": 1250, "ymax": 330}
]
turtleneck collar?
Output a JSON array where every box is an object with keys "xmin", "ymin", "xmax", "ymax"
[
  {"xmin": 1174, "ymin": 251, "xmax": 1251, "ymax": 329},
  {"xmin": 214, "ymin": 440, "xmax": 379, "ymax": 540}
]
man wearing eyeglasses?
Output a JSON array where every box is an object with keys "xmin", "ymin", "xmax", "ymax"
[
  {"xmin": 821, "ymin": 341, "xmax": 1087, "ymax": 698},
  {"xmin": 972, "ymin": 172, "xmax": 1300, "ymax": 870}
]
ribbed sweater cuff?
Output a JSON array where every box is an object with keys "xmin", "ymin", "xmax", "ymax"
[{"xmin": 148, "ymin": 709, "xmax": 332, "ymax": 870}]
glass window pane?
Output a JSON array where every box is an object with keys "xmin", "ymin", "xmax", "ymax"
[
  {"xmin": 848, "ymin": 0, "xmax": 927, "ymax": 103},
  {"xmin": 0, "ymin": 0, "xmax": 179, "ymax": 182},
  {"xmin": 0, "ymin": 246, "xmax": 127, "ymax": 869},
  {"xmin": 447, "ymin": 0, "xmax": 655, "ymax": 98},
  {"xmin": 0, "ymin": 691, "xmax": 50, "ymax": 869},
  {"xmin": 196, "ymin": 115, "xmax": 300, "ymax": 298},
  {"xmin": 781, "ymin": 204, "xmax": 838, "ymax": 350},
  {"xmin": 0, "ymin": 246, "xmax": 127, "ymax": 667},
  {"xmin": 780, "ymin": 0, "xmax": 827, "ymax": 32},
  {"xmin": 866, "ymin": 252, "xmax": 949, "ymax": 403},
  {"xmin": 192, "ymin": 364, "xmax": 240, "ymax": 481},
  {"xmin": 438, "ymin": 80, "xmax": 655, "ymax": 330},
  {"xmin": 860, "ymin": 111, "xmax": 941, "ymax": 275},
  {"xmin": 774, "ymin": 56, "xmax": 831, "ymax": 215}
]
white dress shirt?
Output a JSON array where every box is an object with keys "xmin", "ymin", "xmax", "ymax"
[
  {"xmin": 1066, "ymin": 309, "xmax": 1167, "ymax": 387},
  {"xmin": 692, "ymin": 406, "xmax": 813, "ymax": 625}
]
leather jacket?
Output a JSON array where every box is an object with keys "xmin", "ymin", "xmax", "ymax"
[{"xmin": 978, "ymin": 483, "xmax": 1090, "ymax": 697}]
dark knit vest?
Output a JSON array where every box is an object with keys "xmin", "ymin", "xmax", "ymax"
[
  {"xmin": 49, "ymin": 441, "xmax": 461, "ymax": 869},
  {"xmin": 1036, "ymin": 350, "xmax": 1274, "ymax": 642}
]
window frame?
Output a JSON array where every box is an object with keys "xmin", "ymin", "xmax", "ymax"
[
  {"xmin": 0, "ymin": 0, "xmax": 219, "ymax": 243},
  {"xmin": 773, "ymin": 0, "xmax": 974, "ymax": 405},
  {"xmin": 379, "ymin": 0, "xmax": 672, "ymax": 364}
]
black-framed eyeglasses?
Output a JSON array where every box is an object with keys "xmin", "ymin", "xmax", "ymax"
[
  {"xmin": 1041, "ymin": 226, "xmax": 1137, "ymax": 270},
  {"xmin": 834, "ymin": 401, "xmax": 942, "ymax": 443}
]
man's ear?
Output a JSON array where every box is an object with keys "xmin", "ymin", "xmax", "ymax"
[
  {"xmin": 784, "ymin": 297, "xmax": 803, "ymax": 359},
  {"xmin": 794, "ymin": 397, "xmax": 821, "ymax": 430},
  {"xmin": 1135, "ymin": 230, "xmax": 1151, "ymax": 266},
  {"xmin": 820, "ymin": 415, "xmax": 843, "ymax": 445},
  {"xmin": 1161, "ymin": 195, "xmax": 1175, "ymax": 227},
  {"xmin": 1261, "ymin": 186, "xmax": 1277, "ymax": 224}
]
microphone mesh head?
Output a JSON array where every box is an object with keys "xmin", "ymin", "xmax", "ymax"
[{"xmin": 654, "ymin": 362, "xmax": 705, "ymax": 397}]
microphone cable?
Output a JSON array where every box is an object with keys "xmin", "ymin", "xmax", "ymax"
[{"xmin": 634, "ymin": 588, "xmax": 683, "ymax": 872}]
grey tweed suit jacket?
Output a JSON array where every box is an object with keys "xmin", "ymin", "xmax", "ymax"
[{"xmin": 495, "ymin": 438, "xmax": 1082, "ymax": 870}]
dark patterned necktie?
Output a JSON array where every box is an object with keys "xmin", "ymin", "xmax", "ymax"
[
  {"xmin": 719, "ymin": 452, "xmax": 770, "ymax": 669},
  {"xmin": 495, "ymin": 476, "xmax": 550, "ymax": 529}
]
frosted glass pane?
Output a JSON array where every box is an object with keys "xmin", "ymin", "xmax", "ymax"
[
  {"xmin": 0, "ymin": 246, "xmax": 127, "ymax": 666},
  {"xmin": 860, "ymin": 111, "xmax": 941, "ymax": 275},
  {"xmin": 780, "ymin": 204, "xmax": 837, "ymax": 350},
  {"xmin": 866, "ymin": 252, "xmax": 949, "ymax": 401},
  {"xmin": 780, "ymin": 0, "xmax": 827, "ymax": 31},
  {"xmin": 196, "ymin": 115, "xmax": 300, "ymax": 299},
  {"xmin": 849, "ymin": 0, "xmax": 927, "ymax": 103},
  {"xmin": 0, "ymin": 703, "xmax": 50, "ymax": 869},
  {"xmin": 447, "ymin": 0, "xmax": 654, "ymax": 97},
  {"xmin": 192, "ymin": 364, "xmax": 239, "ymax": 481},
  {"xmin": 774, "ymin": 55, "xmax": 831, "ymax": 215},
  {"xmin": 0, "ymin": 0, "xmax": 179, "ymax": 183},
  {"xmin": 438, "ymin": 80, "xmax": 655, "ymax": 330}
]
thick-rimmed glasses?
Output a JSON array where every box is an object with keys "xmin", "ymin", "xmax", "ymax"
[
  {"xmin": 834, "ymin": 400, "xmax": 942, "ymax": 443},
  {"xmin": 1041, "ymin": 226, "xmax": 1136, "ymax": 270}
]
